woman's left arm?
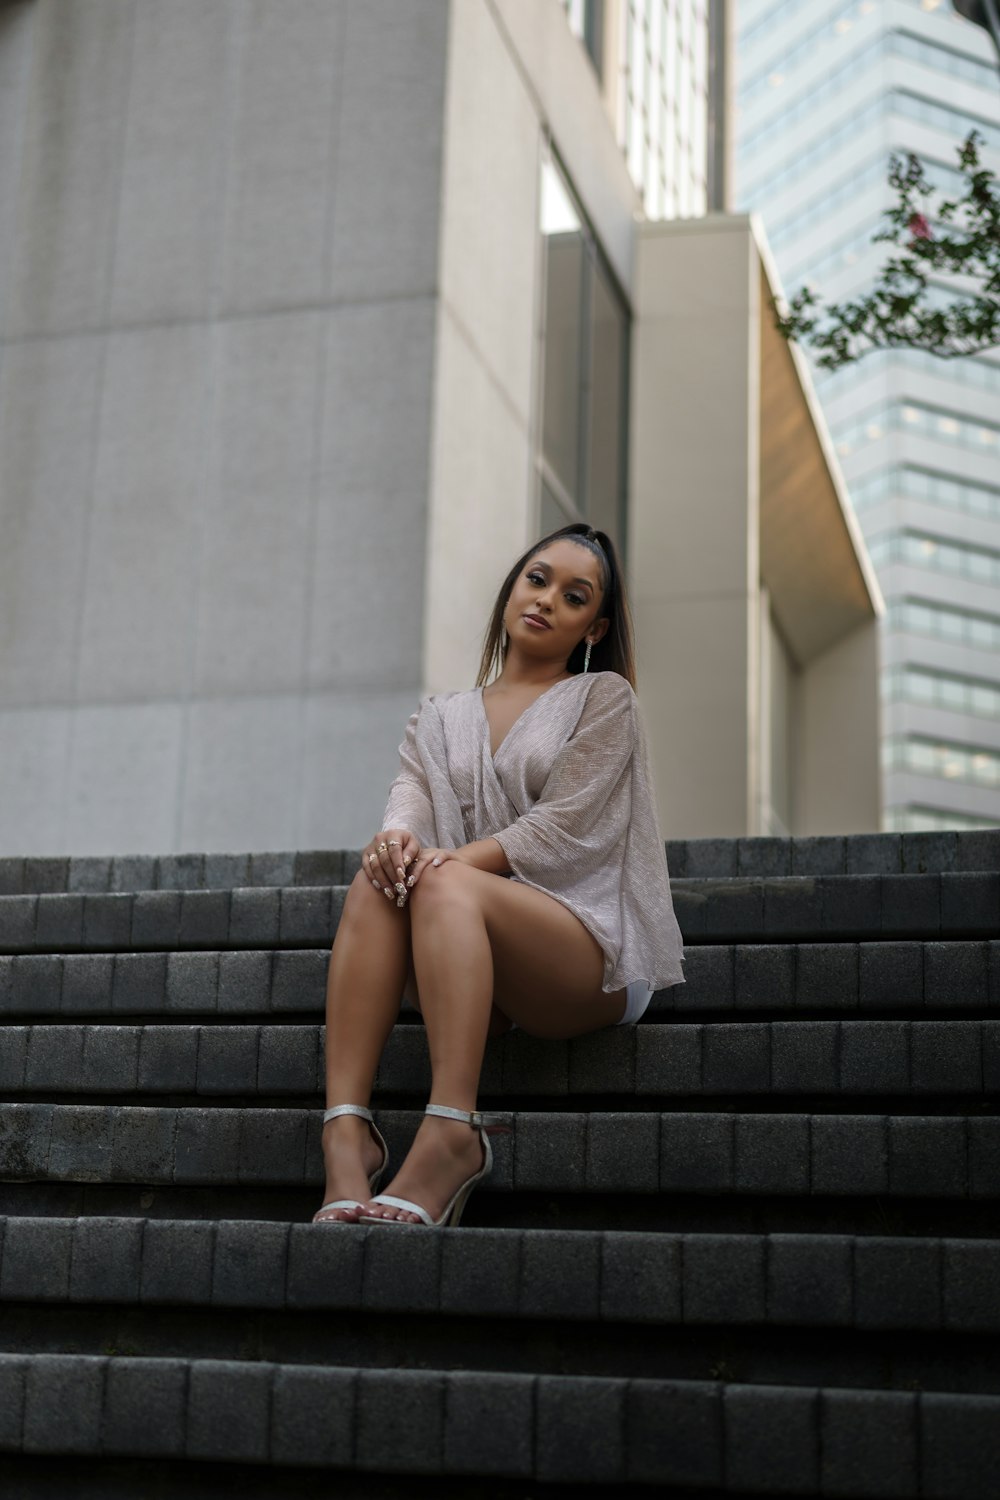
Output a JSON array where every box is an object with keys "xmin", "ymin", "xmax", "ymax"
[{"xmin": 452, "ymin": 836, "xmax": 512, "ymax": 875}]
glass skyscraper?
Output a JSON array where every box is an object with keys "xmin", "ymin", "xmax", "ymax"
[
  {"xmin": 734, "ymin": 0, "xmax": 1000, "ymax": 831},
  {"xmin": 563, "ymin": 0, "xmax": 712, "ymax": 218}
]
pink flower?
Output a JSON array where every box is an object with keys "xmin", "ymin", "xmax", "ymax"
[{"xmin": 907, "ymin": 212, "xmax": 932, "ymax": 240}]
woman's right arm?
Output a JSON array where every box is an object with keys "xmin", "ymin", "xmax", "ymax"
[
  {"xmin": 380, "ymin": 707, "xmax": 436, "ymax": 844},
  {"xmin": 368, "ymin": 705, "xmax": 437, "ymax": 894}
]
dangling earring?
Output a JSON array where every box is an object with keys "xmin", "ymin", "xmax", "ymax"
[{"xmin": 583, "ymin": 639, "xmax": 592, "ymax": 673}]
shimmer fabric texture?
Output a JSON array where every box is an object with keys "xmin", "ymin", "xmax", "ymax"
[{"xmin": 380, "ymin": 670, "xmax": 687, "ymax": 1002}]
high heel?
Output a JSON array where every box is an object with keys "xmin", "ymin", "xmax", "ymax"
[
  {"xmin": 313, "ymin": 1104, "xmax": 389, "ymax": 1222},
  {"xmin": 358, "ymin": 1104, "xmax": 493, "ymax": 1228}
]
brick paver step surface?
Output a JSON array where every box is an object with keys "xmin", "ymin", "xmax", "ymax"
[
  {"xmin": 0, "ymin": 870, "xmax": 997, "ymax": 954},
  {"xmin": 2, "ymin": 1018, "xmax": 998, "ymax": 1098},
  {"xmin": 1, "ymin": 828, "xmax": 995, "ymax": 894},
  {"xmin": 0, "ymin": 1353, "xmax": 997, "ymax": 1496},
  {"xmin": 2, "ymin": 1103, "xmax": 998, "ymax": 1199},
  {"xmin": 0, "ymin": 836, "xmax": 997, "ymax": 1494},
  {"xmin": 2, "ymin": 1217, "xmax": 997, "ymax": 1335},
  {"xmin": 3, "ymin": 941, "xmax": 998, "ymax": 1019},
  {"xmin": 1, "ymin": 830, "xmax": 997, "ymax": 895}
]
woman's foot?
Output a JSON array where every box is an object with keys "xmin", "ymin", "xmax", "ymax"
[
  {"xmin": 314, "ymin": 1111, "xmax": 387, "ymax": 1223},
  {"xmin": 359, "ymin": 1111, "xmax": 485, "ymax": 1225}
]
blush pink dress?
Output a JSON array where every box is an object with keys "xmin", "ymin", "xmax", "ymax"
[{"xmin": 380, "ymin": 671, "xmax": 687, "ymax": 1022}]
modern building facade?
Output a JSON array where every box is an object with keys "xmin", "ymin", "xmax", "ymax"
[
  {"xmin": 563, "ymin": 0, "xmax": 713, "ymax": 217},
  {"xmin": 631, "ymin": 212, "xmax": 883, "ymax": 838},
  {"xmin": 734, "ymin": 0, "xmax": 1000, "ymax": 832},
  {"xmin": 0, "ymin": 0, "xmax": 879, "ymax": 855}
]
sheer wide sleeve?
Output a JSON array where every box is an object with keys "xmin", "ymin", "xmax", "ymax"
[
  {"xmin": 379, "ymin": 705, "xmax": 437, "ymax": 849},
  {"xmin": 490, "ymin": 673, "xmax": 636, "ymax": 882}
]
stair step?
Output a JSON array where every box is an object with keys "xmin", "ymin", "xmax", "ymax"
[
  {"xmin": 3, "ymin": 941, "xmax": 998, "ymax": 1018},
  {"xmin": 1, "ymin": 834, "xmax": 998, "ymax": 1496},
  {"xmin": 0, "ymin": 871, "xmax": 997, "ymax": 955},
  {"xmin": 0, "ymin": 888, "xmax": 343, "ymax": 955},
  {"xmin": 2, "ymin": 830, "xmax": 998, "ymax": 896},
  {"xmin": 2, "ymin": 1104, "xmax": 997, "ymax": 1199},
  {"xmin": 668, "ymin": 872, "xmax": 999, "ymax": 943},
  {"xmin": 3, "ymin": 1019, "xmax": 998, "ymax": 1098},
  {"xmin": 0, "ymin": 1352, "xmax": 997, "ymax": 1494},
  {"xmin": 1, "ymin": 1217, "xmax": 997, "ymax": 1336}
]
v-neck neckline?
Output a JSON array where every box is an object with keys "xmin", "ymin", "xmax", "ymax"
[{"xmin": 478, "ymin": 676, "xmax": 578, "ymax": 763}]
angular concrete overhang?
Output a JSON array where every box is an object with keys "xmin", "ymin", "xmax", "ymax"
[{"xmin": 752, "ymin": 213, "xmax": 885, "ymax": 666}]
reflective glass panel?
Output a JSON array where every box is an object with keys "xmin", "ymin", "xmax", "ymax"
[
  {"xmin": 586, "ymin": 262, "xmax": 628, "ymax": 541},
  {"xmin": 541, "ymin": 160, "xmax": 585, "ymax": 503}
]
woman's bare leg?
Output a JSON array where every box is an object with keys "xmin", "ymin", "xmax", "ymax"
[
  {"xmin": 315, "ymin": 868, "xmax": 412, "ymax": 1221},
  {"xmin": 361, "ymin": 862, "xmax": 626, "ymax": 1224}
]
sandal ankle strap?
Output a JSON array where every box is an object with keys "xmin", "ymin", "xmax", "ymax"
[
  {"xmin": 323, "ymin": 1104, "xmax": 374, "ymax": 1124},
  {"xmin": 425, "ymin": 1104, "xmax": 485, "ymax": 1128}
]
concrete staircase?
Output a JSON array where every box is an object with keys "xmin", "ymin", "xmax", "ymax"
[{"xmin": 0, "ymin": 831, "xmax": 998, "ymax": 1497}]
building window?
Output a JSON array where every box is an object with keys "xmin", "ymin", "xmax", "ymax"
[
  {"xmin": 833, "ymin": 399, "xmax": 1000, "ymax": 461},
  {"xmin": 884, "ymin": 803, "xmax": 999, "ymax": 832},
  {"xmin": 881, "ymin": 734, "xmax": 1000, "ymax": 790},
  {"xmin": 886, "ymin": 596, "xmax": 1000, "ymax": 654},
  {"xmin": 537, "ymin": 154, "xmax": 631, "ymax": 551},
  {"xmin": 866, "ymin": 528, "xmax": 1000, "ymax": 588},
  {"xmin": 882, "ymin": 664, "xmax": 1000, "ymax": 722}
]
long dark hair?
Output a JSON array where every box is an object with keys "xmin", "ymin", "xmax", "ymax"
[{"xmin": 475, "ymin": 522, "xmax": 637, "ymax": 689}]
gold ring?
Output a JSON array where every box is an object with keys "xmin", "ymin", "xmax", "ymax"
[
  {"xmin": 377, "ymin": 842, "xmax": 388, "ymax": 853},
  {"xmin": 387, "ymin": 840, "xmax": 400, "ymax": 849}
]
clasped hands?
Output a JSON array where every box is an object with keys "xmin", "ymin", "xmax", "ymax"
[{"xmin": 364, "ymin": 828, "xmax": 461, "ymax": 909}]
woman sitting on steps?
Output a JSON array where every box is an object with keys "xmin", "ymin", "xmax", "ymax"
[{"xmin": 314, "ymin": 521, "xmax": 686, "ymax": 1228}]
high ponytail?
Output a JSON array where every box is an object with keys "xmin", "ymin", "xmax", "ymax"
[{"xmin": 475, "ymin": 522, "xmax": 637, "ymax": 689}]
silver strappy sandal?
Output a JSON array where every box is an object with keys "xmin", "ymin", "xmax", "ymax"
[
  {"xmin": 358, "ymin": 1104, "xmax": 493, "ymax": 1228},
  {"xmin": 312, "ymin": 1104, "xmax": 389, "ymax": 1222}
]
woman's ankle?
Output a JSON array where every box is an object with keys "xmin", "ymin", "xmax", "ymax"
[
  {"xmin": 322, "ymin": 1112, "xmax": 380, "ymax": 1169},
  {"xmin": 322, "ymin": 1111, "xmax": 370, "ymax": 1137},
  {"xmin": 416, "ymin": 1113, "xmax": 483, "ymax": 1165}
]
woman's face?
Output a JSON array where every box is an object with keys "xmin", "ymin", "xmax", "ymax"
[{"xmin": 504, "ymin": 540, "xmax": 610, "ymax": 664}]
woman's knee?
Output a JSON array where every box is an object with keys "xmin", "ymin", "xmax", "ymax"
[
  {"xmin": 338, "ymin": 867, "xmax": 399, "ymax": 936},
  {"xmin": 345, "ymin": 867, "xmax": 378, "ymax": 909},
  {"xmin": 408, "ymin": 859, "xmax": 479, "ymax": 914}
]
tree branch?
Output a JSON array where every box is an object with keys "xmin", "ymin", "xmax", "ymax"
[{"xmin": 773, "ymin": 131, "xmax": 1000, "ymax": 369}]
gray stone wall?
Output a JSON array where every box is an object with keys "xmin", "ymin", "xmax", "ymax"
[
  {"xmin": 0, "ymin": 0, "xmax": 644, "ymax": 856},
  {"xmin": 0, "ymin": 0, "xmax": 448, "ymax": 854}
]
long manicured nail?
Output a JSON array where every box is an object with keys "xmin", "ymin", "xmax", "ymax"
[
  {"xmin": 397, "ymin": 866, "xmax": 405, "ymax": 879},
  {"xmin": 395, "ymin": 882, "xmax": 406, "ymax": 895},
  {"xmin": 406, "ymin": 875, "xmax": 415, "ymax": 888},
  {"xmin": 372, "ymin": 879, "xmax": 380, "ymax": 889},
  {"xmin": 383, "ymin": 887, "xmax": 393, "ymax": 899}
]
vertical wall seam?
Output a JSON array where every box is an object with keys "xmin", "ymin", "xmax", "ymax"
[
  {"xmin": 294, "ymin": 1, "xmax": 347, "ymax": 840},
  {"xmin": 61, "ymin": 1, "xmax": 141, "ymax": 852},
  {"xmin": 172, "ymin": 0, "xmax": 245, "ymax": 853},
  {"xmin": 0, "ymin": 0, "xmax": 38, "ymax": 340}
]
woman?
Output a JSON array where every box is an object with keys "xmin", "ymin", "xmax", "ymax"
[{"xmin": 314, "ymin": 522, "xmax": 686, "ymax": 1228}]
